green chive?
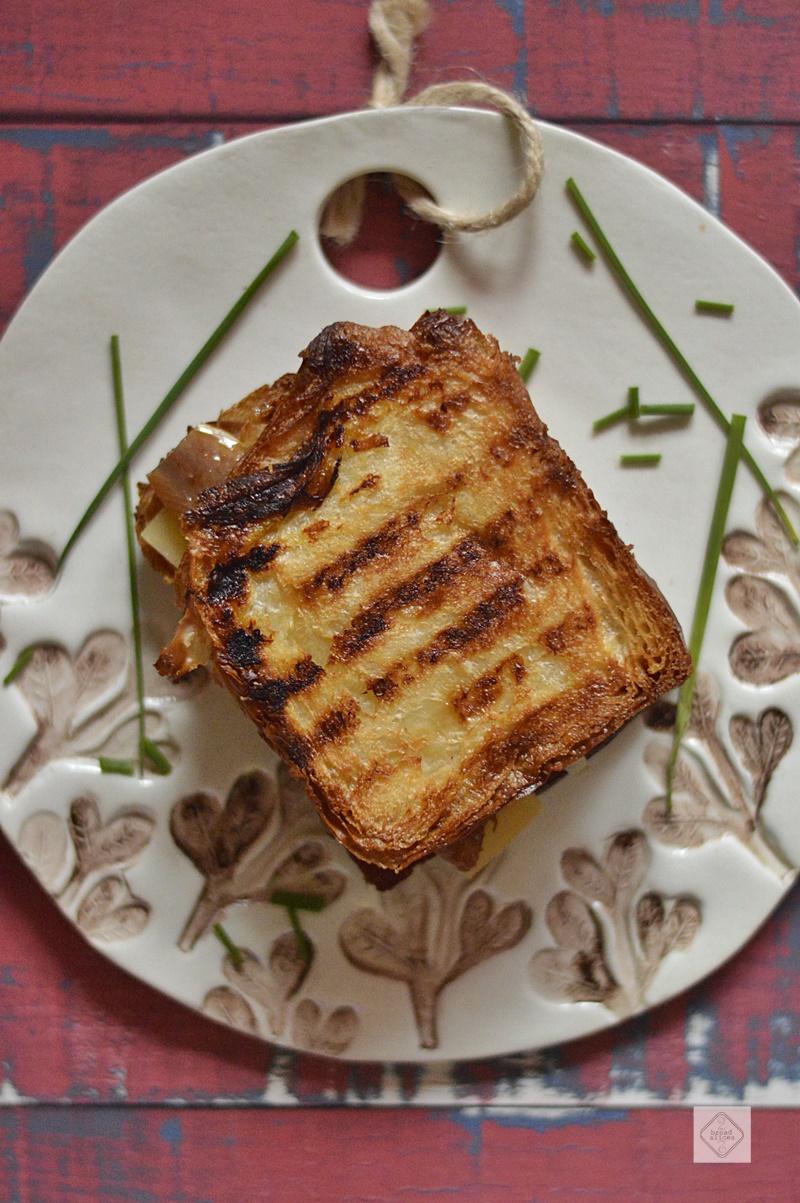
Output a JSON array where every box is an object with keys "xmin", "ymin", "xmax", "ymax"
[
  {"xmin": 620, "ymin": 454, "xmax": 662, "ymax": 467},
  {"xmin": 571, "ymin": 230, "xmax": 596, "ymax": 264},
  {"xmin": 3, "ymin": 646, "xmax": 35, "ymax": 687},
  {"xmin": 666, "ymin": 414, "xmax": 747, "ymax": 801},
  {"xmin": 695, "ymin": 300, "xmax": 734, "ymax": 317},
  {"xmin": 639, "ymin": 403, "xmax": 695, "ymax": 418},
  {"xmin": 141, "ymin": 737, "xmax": 171, "ymax": 776},
  {"xmin": 627, "ymin": 386, "xmax": 640, "ymax": 419},
  {"xmin": 57, "ymin": 230, "xmax": 300, "ymax": 571},
  {"xmin": 566, "ymin": 178, "xmax": 797, "ymax": 545},
  {"xmin": 287, "ymin": 906, "xmax": 314, "ymax": 965},
  {"xmin": 519, "ymin": 347, "xmax": 541, "ymax": 383},
  {"xmin": 110, "ymin": 336, "xmax": 146, "ymax": 777},
  {"xmin": 269, "ymin": 890, "xmax": 327, "ymax": 913},
  {"xmin": 593, "ymin": 406, "xmax": 629, "ymax": 433},
  {"xmin": 213, "ymin": 922, "xmax": 244, "ymax": 969},
  {"xmin": 98, "ymin": 756, "xmax": 136, "ymax": 776},
  {"xmin": 445, "ymin": 305, "xmax": 467, "ymax": 316}
]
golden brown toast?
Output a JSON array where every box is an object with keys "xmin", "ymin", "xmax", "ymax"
[{"xmin": 141, "ymin": 312, "xmax": 691, "ymax": 874}]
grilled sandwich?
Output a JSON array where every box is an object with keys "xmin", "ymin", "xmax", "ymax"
[{"xmin": 138, "ymin": 311, "xmax": 691, "ymax": 876}]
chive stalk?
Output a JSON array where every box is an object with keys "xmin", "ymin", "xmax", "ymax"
[
  {"xmin": 620, "ymin": 454, "xmax": 662, "ymax": 467},
  {"xmin": 593, "ymin": 406, "xmax": 629, "ymax": 433},
  {"xmin": 519, "ymin": 347, "xmax": 541, "ymax": 382},
  {"xmin": 639, "ymin": 403, "xmax": 695, "ymax": 417},
  {"xmin": 666, "ymin": 414, "xmax": 747, "ymax": 801},
  {"xmin": 695, "ymin": 300, "xmax": 734, "ymax": 317},
  {"xmin": 99, "ymin": 757, "xmax": 136, "ymax": 776},
  {"xmin": 3, "ymin": 646, "xmax": 35, "ymax": 687},
  {"xmin": 57, "ymin": 230, "xmax": 300, "ymax": 570},
  {"xmin": 213, "ymin": 922, "xmax": 244, "ymax": 970},
  {"xmin": 141, "ymin": 737, "xmax": 171, "ymax": 776},
  {"xmin": 571, "ymin": 230, "xmax": 596, "ymax": 263},
  {"xmin": 286, "ymin": 906, "xmax": 314, "ymax": 965},
  {"xmin": 627, "ymin": 386, "xmax": 640, "ymax": 419},
  {"xmin": 110, "ymin": 335, "xmax": 148, "ymax": 777},
  {"xmin": 269, "ymin": 890, "xmax": 327, "ymax": 912},
  {"xmin": 566, "ymin": 178, "xmax": 796, "ymax": 545}
]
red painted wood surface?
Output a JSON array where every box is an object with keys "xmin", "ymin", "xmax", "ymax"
[
  {"xmin": 3, "ymin": 0, "xmax": 800, "ymax": 121},
  {"xmin": 1, "ymin": 1105, "xmax": 800, "ymax": 1202},
  {"xmin": 1, "ymin": 1, "xmax": 800, "ymax": 1198}
]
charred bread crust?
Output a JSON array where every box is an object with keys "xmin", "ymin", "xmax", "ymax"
[{"xmin": 144, "ymin": 312, "xmax": 692, "ymax": 874}]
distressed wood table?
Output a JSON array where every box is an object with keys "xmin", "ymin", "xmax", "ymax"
[{"xmin": 2, "ymin": 2, "xmax": 800, "ymax": 1198}]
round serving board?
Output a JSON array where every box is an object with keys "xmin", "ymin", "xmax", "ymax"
[{"xmin": 1, "ymin": 107, "xmax": 799, "ymax": 1061}]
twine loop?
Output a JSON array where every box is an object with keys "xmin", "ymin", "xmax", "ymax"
[{"xmin": 321, "ymin": 0, "xmax": 544, "ymax": 245}]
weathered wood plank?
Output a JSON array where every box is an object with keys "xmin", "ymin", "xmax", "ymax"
[
  {"xmin": 0, "ymin": 1104, "xmax": 797, "ymax": 1200},
  {"xmin": 2, "ymin": 0, "xmax": 800, "ymax": 122}
]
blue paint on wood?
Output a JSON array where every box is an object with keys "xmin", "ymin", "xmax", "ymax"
[
  {"xmin": 494, "ymin": 0, "xmax": 527, "ymax": 99},
  {"xmin": 609, "ymin": 1014, "xmax": 651, "ymax": 1096},
  {"xmin": 448, "ymin": 1104, "xmax": 630, "ymax": 1159},
  {"xmin": 718, "ymin": 124, "xmax": 771, "ymax": 174},
  {"xmin": 160, "ymin": 1116, "xmax": 184, "ymax": 1148},
  {"xmin": 643, "ymin": 0, "xmax": 699, "ymax": 21},
  {"xmin": 709, "ymin": 0, "xmax": 777, "ymax": 27},
  {"xmin": 768, "ymin": 1011, "xmax": 800, "ymax": 1083},
  {"xmin": 23, "ymin": 186, "xmax": 56, "ymax": 292}
]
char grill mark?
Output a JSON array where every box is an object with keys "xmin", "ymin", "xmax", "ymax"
[
  {"xmin": 329, "ymin": 513, "xmax": 517, "ymax": 664},
  {"xmin": 453, "ymin": 654, "xmax": 527, "ymax": 722},
  {"xmin": 415, "ymin": 579, "xmax": 526, "ymax": 666},
  {"xmin": 309, "ymin": 699, "xmax": 360, "ymax": 748},
  {"xmin": 541, "ymin": 605, "xmax": 597, "ymax": 655},
  {"xmin": 187, "ymin": 420, "xmax": 334, "ymax": 530},
  {"xmin": 302, "ymin": 511, "xmax": 422, "ymax": 599},
  {"xmin": 244, "ymin": 655, "xmax": 324, "ymax": 714},
  {"xmin": 206, "ymin": 543, "xmax": 280, "ymax": 604}
]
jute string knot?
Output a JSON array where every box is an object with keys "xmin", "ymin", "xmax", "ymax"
[{"xmin": 321, "ymin": 0, "xmax": 544, "ymax": 245}]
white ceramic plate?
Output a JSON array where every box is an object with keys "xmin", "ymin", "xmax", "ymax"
[{"xmin": 2, "ymin": 108, "xmax": 800, "ymax": 1062}]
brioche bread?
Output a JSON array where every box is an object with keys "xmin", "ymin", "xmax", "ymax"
[{"xmin": 139, "ymin": 312, "xmax": 691, "ymax": 874}]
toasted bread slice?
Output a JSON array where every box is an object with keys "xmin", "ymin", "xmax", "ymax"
[{"xmin": 148, "ymin": 312, "xmax": 691, "ymax": 873}]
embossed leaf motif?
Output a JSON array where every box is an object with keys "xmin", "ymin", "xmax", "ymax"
[
  {"xmin": 452, "ymin": 890, "xmax": 531, "ymax": 976},
  {"xmin": 530, "ymin": 891, "xmax": 617, "ymax": 1005},
  {"xmin": 202, "ymin": 986, "xmax": 259, "ymax": 1035},
  {"xmin": 561, "ymin": 848, "xmax": 615, "ymax": 909},
  {"xmin": 76, "ymin": 875, "xmax": 150, "ymax": 941},
  {"xmin": 174, "ymin": 766, "xmax": 346, "ymax": 952},
  {"xmin": 758, "ymin": 389, "xmax": 800, "ymax": 445},
  {"xmin": 340, "ymin": 909, "xmax": 417, "ymax": 983},
  {"xmin": 1, "ymin": 628, "xmax": 178, "ymax": 796},
  {"xmin": 605, "ymin": 831, "xmax": 649, "ymax": 907},
  {"xmin": 726, "ymin": 576, "xmax": 800, "ymax": 685},
  {"xmin": 223, "ymin": 935, "xmax": 311, "ymax": 1036},
  {"xmin": 291, "ymin": 999, "xmax": 358, "ymax": 1056},
  {"xmin": 340, "ymin": 863, "xmax": 531, "ymax": 1049},
  {"xmin": 644, "ymin": 673, "xmax": 793, "ymax": 876},
  {"xmin": 17, "ymin": 811, "xmax": 72, "ymax": 894},
  {"xmin": 636, "ymin": 893, "xmax": 701, "ymax": 969},
  {"xmin": 545, "ymin": 890, "xmax": 601, "ymax": 954},
  {"xmin": 263, "ymin": 841, "xmax": 347, "ymax": 909},
  {"xmin": 0, "ymin": 510, "xmax": 54, "ymax": 599},
  {"xmin": 64, "ymin": 795, "xmax": 154, "ymax": 895},
  {"xmin": 687, "ymin": 674, "xmax": 720, "ymax": 742},
  {"xmin": 723, "ymin": 493, "xmax": 800, "ymax": 593},
  {"xmin": 531, "ymin": 828, "xmax": 702, "ymax": 1016},
  {"xmin": 171, "ymin": 772, "xmax": 276, "ymax": 878},
  {"xmin": 730, "ymin": 708, "xmax": 793, "ymax": 812}
]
